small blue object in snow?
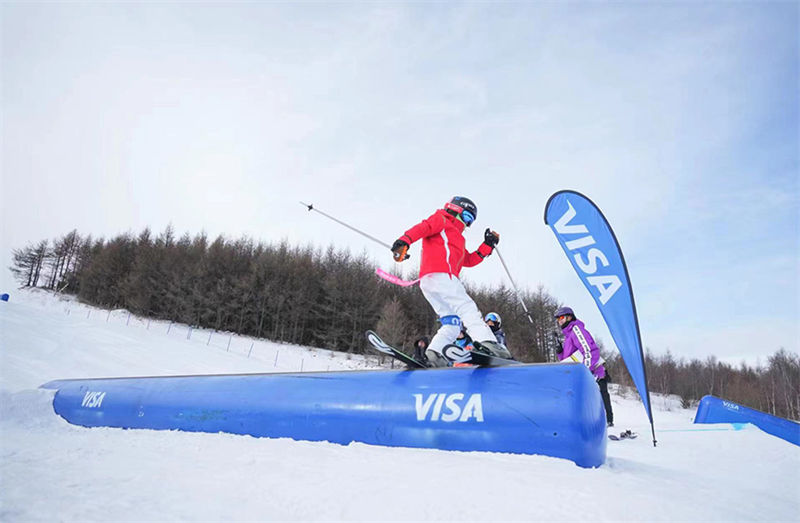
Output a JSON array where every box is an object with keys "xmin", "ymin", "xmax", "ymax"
[
  {"xmin": 694, "ymin": 395, "xmax": 800, "ymax": 446},
  {"xmin": 0, "ymin": 294, "xmax": 9, "ymax": 302}
]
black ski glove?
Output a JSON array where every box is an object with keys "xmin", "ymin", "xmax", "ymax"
[
  {"xmin": 391, "ymin": 239, "xmax": 410, "ymax": 262},
  {"xmin": 484, "ymin": 228, "xmax": 500, "ymax": 248}
]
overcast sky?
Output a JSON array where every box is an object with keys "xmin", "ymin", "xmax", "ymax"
[{"xmin": 2, "ymin": 2, "xmax": 797, "ymax": 365}]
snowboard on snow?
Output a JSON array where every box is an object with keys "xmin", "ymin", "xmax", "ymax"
[
  {"xmin": 608, "ymin": 430, "xmax": 638, "ymax": 441},
  {"xmin": 365, "ymin": 330, "xmax": 428, "ymax": 369}
]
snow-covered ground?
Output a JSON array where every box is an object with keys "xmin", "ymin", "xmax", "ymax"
[{"xmin": 1, "ymin": 290, "xmax": 798, "ymax": 522}]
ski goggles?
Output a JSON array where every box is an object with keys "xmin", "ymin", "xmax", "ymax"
[{"xmin": 461, "ymin": 209, "xmax": 475, "ymax": 226}]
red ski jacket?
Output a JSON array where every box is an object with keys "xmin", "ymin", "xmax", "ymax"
[{"xmin": 400, "ymin": 209, "xmax": 493, "ymax": 278}]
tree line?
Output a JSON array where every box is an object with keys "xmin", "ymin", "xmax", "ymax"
[
  {"xmin": 605, "ymin": 349, "xmax": 800, "ymax": 421},
  {"xmin": 9, "ymin": 227, "xmax": 559, "ymax": 361},
  {"xmin": 10, "ymin": 228, "xmax": 799, "ymax": 420}
]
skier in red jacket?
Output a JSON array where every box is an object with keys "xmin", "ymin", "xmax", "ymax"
[{"xmin": 391, "ymin": 196, "xmax": 510, "ymax": 367}]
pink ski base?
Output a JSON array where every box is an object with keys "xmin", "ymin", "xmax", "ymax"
[{"xmin": 375, "ymin": 268, "xmax": 420, "ymax": 287}]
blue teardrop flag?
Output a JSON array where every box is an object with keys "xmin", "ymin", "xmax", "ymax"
[{"xmin": 545, "ymin": 190, "xmax": 655, "ymax": 445}]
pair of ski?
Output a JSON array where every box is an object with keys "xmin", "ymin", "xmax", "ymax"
[{"xmin": 365, "ymin": 330, "xmax": 516, "ymax": 369}]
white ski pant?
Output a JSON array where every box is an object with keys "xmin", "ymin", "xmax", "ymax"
[{"xmin": 419, "ymin": 272, "xmax": 496, "ymax": 356}]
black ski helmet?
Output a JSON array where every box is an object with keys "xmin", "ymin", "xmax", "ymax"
[{"xmin": 445, "ymin": 196, "xmax": 477, "ymax": 226}]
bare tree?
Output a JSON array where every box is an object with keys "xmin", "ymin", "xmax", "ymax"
[
  {"xmin": 10, "ymin": 244, "xmax": 39, "ymax": 287},
  {"xmin": 376, "ymin": 298, "xmax": 410, "ymax": 350}
]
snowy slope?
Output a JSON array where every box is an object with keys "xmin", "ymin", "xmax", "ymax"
[{"xmin": 1, "ymin": 290, "xmax": 799, "ymax": 522}]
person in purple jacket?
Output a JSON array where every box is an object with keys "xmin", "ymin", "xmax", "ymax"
[{"xmin": 554, "ymin": 306, "xmax": 614, "ymax": 427}]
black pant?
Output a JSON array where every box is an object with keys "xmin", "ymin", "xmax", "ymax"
[{"xmin": 597, "ymin": 378, "xmax": 613, "ymax": 424}]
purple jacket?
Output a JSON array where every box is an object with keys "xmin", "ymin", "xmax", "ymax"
[{"xmin": 559, "ymin": 319, "xmax": 606, "ymax": 380}]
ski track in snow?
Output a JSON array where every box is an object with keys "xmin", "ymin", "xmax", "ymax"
[{"xmin": 1, "ymin": 290, "xmax": 799, "ymax": 522}]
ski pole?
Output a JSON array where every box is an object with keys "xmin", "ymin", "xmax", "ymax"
[
  {"xmin": 494, "ymin": 247, "xmax": 534, "ymax": 326},
  {"xmin": 496, "ymin": 247, "xmax": 557, "ymax": 360},
  {"xmin": 300, "ymin": 202, "xmax": 407, "ymax": 258}
]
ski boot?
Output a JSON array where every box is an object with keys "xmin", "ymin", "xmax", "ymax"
[{"xmin": 424, "ymin": 349, "xmax": 451, "ymax": 368}]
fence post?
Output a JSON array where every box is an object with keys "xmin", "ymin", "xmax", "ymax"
[
  {"xmin": 167, "ymin": 321, "xmax": 173, "ymax": 334},
  {"xmin": 207, "ymin": 331, "xmax": 213, "ymax": 346},
  {"xmin": 227, "ymin": 335, "xmax": 232, "ymax": 352},
  {"xmin": 126, "ymin": 312, "xmax": 131, "ymax": 326},
  {"xmin": 186, "ymin": 327, "xmax": 192, "ymax": 340},
  {"xmin": 247, "ymin": 341, "xmax": 254, "ymax": 358},
  {"xmin": 106, "ymin": 310, "xmax": 111, "ymax": 322},
  {"xmin": 274, "ymin": 351, "xmax": 279, "ymax": 367},
  {"xmin": 87, "ymin": 310, "xmax": 91, "ymax": 319},
  {"xmin": 147, "ymin": 318, "xmax": 151, "ymax": 330}
]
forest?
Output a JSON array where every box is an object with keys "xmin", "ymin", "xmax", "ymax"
[{"xmin": 10, "ymin": 227, "xmax": 799, "ymax": 421}]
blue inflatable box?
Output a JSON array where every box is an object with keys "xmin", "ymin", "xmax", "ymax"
[
  {"xmin": 42, "ymin": 363, "xmax": 607, "ymax": 467},
  {"xmin": 694, "ymin": 395, "xmax": 800, "ymax": 446}
]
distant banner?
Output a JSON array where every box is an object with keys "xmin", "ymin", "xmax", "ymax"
[
  {"xmin": 545, "ymin": 190, "xmax": 654, "ymax": 430},
  {"xmin": 375, "ymin": 268, "xmax": 420, "ymax": 287}
]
